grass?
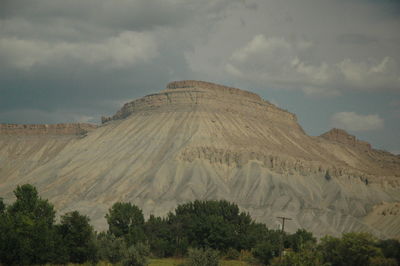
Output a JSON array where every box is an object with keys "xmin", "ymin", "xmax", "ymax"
[
  {"xmin": 148, "ymin": 258, "xmax": 252, "ymax": 266},
  {"xmin": 149, "ymin": 257, "xmax": 185, "ymax": 265}
]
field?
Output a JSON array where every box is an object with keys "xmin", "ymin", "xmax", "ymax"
[{"xmin": 149, "ymin": 258, "xmax": 251, "ymax": 265}]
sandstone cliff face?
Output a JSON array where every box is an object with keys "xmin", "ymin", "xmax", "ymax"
[
  {"xmin": 0, "ymin": 123, "xmax": 97, "ymax": 136},
  {"xmin": 102, "ymin": 80, "xmax": 297, "ymax": 127},
  {"xmin": 0, "ymin": 81, "xmax": 399, "ymax": 239}
]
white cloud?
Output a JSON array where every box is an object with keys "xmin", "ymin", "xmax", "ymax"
[
  {"xmin": 225, "ymin": 34, "xmax": 338, "ymax": 97},
  {"xmin": 224, "ymin": 34, "xmax": 400, "ymax": 97},
  {"xmin": 337, "ymin": 57, "xmax": 400, "ymax": 91},
  {"xmin": 330, "ymin": 112, "xmax": 384, "ymax": 132},
  {"xmin": 0, "ymin": 31, "xmax": 158, "ymax": 69},
  {"xmin": 302, "ymin": 87, "xmax": 341, "ymax": 97}
]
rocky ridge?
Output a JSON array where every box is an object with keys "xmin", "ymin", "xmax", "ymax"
[
  {"xmin": 321, "ymin": 128, "xmax": 372, "ymax": 151},
  {"xmin": 102, "ymin": 80, "xmax": 297, "ymax": 126},
  {"xmin": 0, "ymin": 123, "xmax": 97, "ymax": 136}
]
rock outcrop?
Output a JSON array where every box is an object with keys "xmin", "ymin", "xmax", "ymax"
[
  {"xmin": 320, "ymin": 128, "xmax": 371, "ymax": 151},
  {"xmin": 0, "ymin": 80, "xmax": 399, "ymax": 239},
  {"xmin": 0, "ymin": 123, "xmax": 97, "ymax": 136},
  {"xmin": 102, "ymin": 80, "xmax": 297, "ymax": 127}
]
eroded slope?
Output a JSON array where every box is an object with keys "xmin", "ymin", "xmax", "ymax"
[{"xmin": 1, "ymin": 81, "xmax": 399, "ymax": 238}]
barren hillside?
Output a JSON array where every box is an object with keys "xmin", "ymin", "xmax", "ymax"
[{"xmin": 1, "ymin": 81, "xmax": 399, "ymax": 238}]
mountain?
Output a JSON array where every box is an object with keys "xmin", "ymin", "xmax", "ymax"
[{"xmin": 1, "ymin": 80, "xmax": 399, "ymax": 238}]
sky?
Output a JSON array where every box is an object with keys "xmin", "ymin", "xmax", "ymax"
[{"xmin": 0, "ymin": 0, "xmax": 399, "ymax": 154}]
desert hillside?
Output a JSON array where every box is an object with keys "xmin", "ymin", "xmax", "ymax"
[{"xmin": 1, "ymin": 80, "xmax": 399, "ymax": 238}]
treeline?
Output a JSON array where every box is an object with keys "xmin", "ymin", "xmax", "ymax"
[{"xmin": 0, "ymin": 184, "xmax": 399, "ymax": 265}]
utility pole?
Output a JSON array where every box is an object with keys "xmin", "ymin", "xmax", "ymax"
[
  {"xmin": 277, "ymin": 216, "xmax": 292, "ymax": 233},
  {"xmin": 277, "ymin": 216, "xmax": 292, "ymax": 262}
]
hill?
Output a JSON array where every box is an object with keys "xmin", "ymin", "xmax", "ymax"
[{"xmin": 1, "ymin": 80, "xmax": 399, "ymax": 238}]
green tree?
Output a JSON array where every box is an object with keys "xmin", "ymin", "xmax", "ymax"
[
  {"xmin": 286, "ymin": 229, "xmax": 316, "ymax": 252},
  {"xmin": 106, "ymin": 202, "xmax": 146, "ymax": 244},
  {"xmin": 145, "ymin": 214, "xmax": 174, "ymax": 257},
  {"xmin": 319, "ymin": 233, "xmax": 383, "ymax": 266},
  {"xmin": 377, "ymin": 239, "xmax": 400, "ymax": 264},
  {"xmin": 57, "ymin": 211, "xmax": 97, "ymax": 263},
  {"xmin": 0, "ymin": 184, "xmax": 57, "ymax": 265},
  {"xmin": 0, "ymin": 197, "xmax": 5, "ymax": 214},
  {"xmin": 169, "ymin": 200, "xmax": 254, "ymax": 251}
]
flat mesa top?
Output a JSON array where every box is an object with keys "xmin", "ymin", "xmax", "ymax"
[{"xmin": 166, "ymin": 80, "xmax": 262, "ymax": 101}]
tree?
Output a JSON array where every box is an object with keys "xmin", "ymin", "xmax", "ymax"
[
  {"xmin": 377, "ymin": 239, "xmax": 400, "ymax": 264},
  {"xmin": 169, "ymin": 200, "xmax": 254, "ymax": 252},
  {"xmin": 319, "ymin": 233, "xmax": 383, "ymax": 266},
  {"xmin": 0, "ymin": 184, "xmax": 57, "ymax": 265},
  {"xmin": 287, "ymin": 229, "xmax": 316, "ymax": 252},
  {"xmin": 106, "ymin": 202, "xmax": 145, "ymax": 244},
  {"xmin": 145, "ymin": 215, "xmax": 174, "ymax": 257},
  {"xmin": 0, "ymin": 197, "xmax": 5, "ymax": 214},
  {"xmin": 57, "ymin": 211, "xmax": 97, "ymax": 263}
]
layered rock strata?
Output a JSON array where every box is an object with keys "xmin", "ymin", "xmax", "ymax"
[
  {"xmin": 0, "ymin": 80, "xmax": 399, "ymax": 239},
  {"xmin": 0, "ymin": 123, "xmax": 97, "ymax": 136}
]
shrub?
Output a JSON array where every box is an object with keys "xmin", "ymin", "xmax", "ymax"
[
  {"xmin": 224, "ymin": 248, "xmax": 240, "ymax": 260},
  {"xmin": 369, "ymin": 257, "xmax": 398, "ymax": 266},
  {"xmin": 96, "ymin": 232, "xmax": 127, "ymax": 263},
  {"xmin": 122, "ymin": 242, "xmax": 150, "ymax": 266},
  {"xmin": 239, "ymin": 250, "xmax": 258, "ymax": 264},
  {"xmin": 252, "ymin": 240, "xmax": 277, "ymax": 265},
  {"xmin": 186, "ymin": 247, "xmax": 219, "ymax": 266}
]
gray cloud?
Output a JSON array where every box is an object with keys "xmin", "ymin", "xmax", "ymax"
[
  {"xmin": 0, "ymin": 0, "xmax": 399, "ymax": 152},
  {"xmin": 336, "ymin": 33, "xmax": 379, "ymax": 45},
  {"xmin": 330, "ymin": 112, "xmax": 384, "ymax": 132}
]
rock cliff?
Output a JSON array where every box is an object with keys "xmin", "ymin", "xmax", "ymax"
[
  {"xmin": 102, "ymin": 80, "xmax": 297, "ymax": 126},
  {"xmin": 0, "ymin": 80, "xmax": 399, "ymax": 239},
  {"xmin": 321, "ymin": 128, "xmax": 371, "ymax": 151},
  {"xmin": 0, "ymin": 123, "xmax": 97, "ymax": 136}
]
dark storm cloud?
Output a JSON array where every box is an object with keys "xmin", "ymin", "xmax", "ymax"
[
  {"xmin": 0, "ymin": 0, "xmax": 243, "ymax": 123},
  {"xmin": 0, "ymin": 0, "xmax": 399, "ymax": 152},
  {"xmin": 0, "ymin": 0, "xmax": 190, "ymax": 31}
]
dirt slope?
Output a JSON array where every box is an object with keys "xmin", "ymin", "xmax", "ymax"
[{"xmin": 1, "ymin": 81, "xmax": 399, "ymax": 238}]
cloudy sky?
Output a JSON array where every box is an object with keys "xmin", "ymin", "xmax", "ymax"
[{"xmin": 1, "ymin": 0, "xmax": 399, "ymax": 153}]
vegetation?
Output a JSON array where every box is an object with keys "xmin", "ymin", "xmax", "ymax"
[{"xmin": 1, "ymin": 183, "xmax": 400, "ymax": 265}]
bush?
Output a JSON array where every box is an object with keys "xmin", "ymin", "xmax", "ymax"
[
  {"xmin": 271, "ymin": 242, "xmax": 325, "ymax": 266},
  {"xmin": 377, "ymin": 239, "xmax": 400, "ymax": 264},
  {"xmin": 224, "ymin": 248, "xmax": 240, "ymax": 260},
  {"xmin": 186, "ymin": 247, "xmax": 219, "ymax": 266},
  {"xmin": 319, "ymin": 233, "xmax": 383, "ymax": 266},
  {"xmin": 369, "ymin": 257, "xmax": 398, "ymax": 266},
  {"xmin": 239, "ymin": 250, "xmax": 258, "ymax": 264},
  {"xmin": 96, "ymin": 232, "xmax": 127, "ymax": 263},
  {"xmin": 252, "ymin": 240, "xmax": 278, "ymax": 265},
  {"xmin": 122, "ymin": 242, "xmax": 150, "ymax": 266}
]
